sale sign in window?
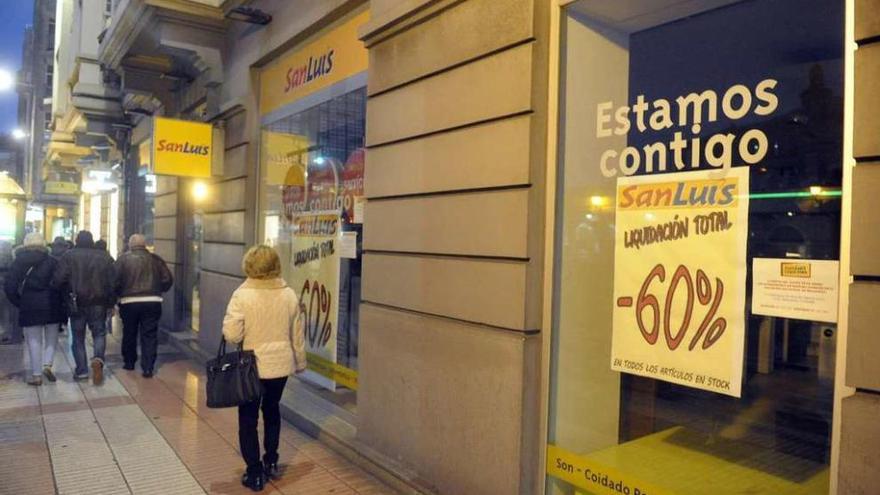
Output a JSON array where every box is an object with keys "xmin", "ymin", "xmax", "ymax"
[
  {"xmin": 611, "ymin": 167, "xmax": 749, "ymax": 397},
  {"xmin": 290, "ymin": 212, "xmax": 343, "ymax": 391}
]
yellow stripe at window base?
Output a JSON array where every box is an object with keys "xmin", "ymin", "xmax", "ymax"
[
  {"xmin": 547, "ymin": 444, "xmax": 675, "ymax": 495},
  {"xmin": 305, "ymin": 352, "xmax": 358, "ymax": 390}
]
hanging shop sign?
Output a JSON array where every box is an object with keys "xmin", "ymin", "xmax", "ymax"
[
  {"xmin": 290, "ymin": 212, "xmax": 343, "ymax": 390},
  {"xmin": 44, "ymin": 181, "xmax": 79, "ymax": 195},
  {"xmin": 151, "ymin": 117, "xmax": 213, "ymax": 178},
  {"xmin": 259, "ymin": 10, "xmax": 369, "ymax": 116},
  {"xmin": 752, "ymin": 258, "xmax": 840, "ymax": 323},
  {"xmin": 610, "ymin": 167, "xmax": 749, "ymax": 397}
]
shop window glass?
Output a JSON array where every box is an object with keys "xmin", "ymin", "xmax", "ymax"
[
  {"xmin": 260, "ymin": 87, "xmax": 365, "ymax": 411},
  {"xmin": 548, "ymin": 1, "xmax": 844, "ymax": 494}
]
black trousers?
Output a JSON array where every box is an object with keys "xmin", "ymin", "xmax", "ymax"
[
  {"xmin": 119, "ymin": 302, "xmax": 162, "ymax": 372},
  {"xmin": 239, "ymin": 377, "xmax": 288, "ymax": 472}
]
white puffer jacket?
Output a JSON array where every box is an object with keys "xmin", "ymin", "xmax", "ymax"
[{"xmin": 221, "ymin": 277, "xmax": 306, "ymax": 379}]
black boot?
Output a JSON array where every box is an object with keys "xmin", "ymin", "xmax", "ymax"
[
  {"xmin": 264, "ymin": 461, "xmax": 280, "ymax": 480},
  {"xmin": 241, "ymin": 464, "xmax": 265, "ymax": 492}
]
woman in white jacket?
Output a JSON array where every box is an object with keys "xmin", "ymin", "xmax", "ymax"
[{"xmin": 222, "ymin": 245, "xmax": 306, "ymax": 492}]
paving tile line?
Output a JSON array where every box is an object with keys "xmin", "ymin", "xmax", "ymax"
[
  {"xmin": 73, "ymin": 353, "xmax": 206, "ymax": 494},
  {"xmin": 131, "ymin": 360, "xmax": 375, "ymax": 495},
  {"xmin": 34, "ymin": 375, "xmax": 61, "ymax": 495},
  {"xmin": 51, "ymin": 336, "xmax": 205, "ymax": 495},
  {"xmin": 0, "ymin": 348, "xmax": 57, "ymax": 495},
  {"xmin": 52, "ymin": 342, "xmax": 133, "ymax": 495},
  {"xmin": 120, "ymin": 364, "xmax": 297, "ymax": 494}
]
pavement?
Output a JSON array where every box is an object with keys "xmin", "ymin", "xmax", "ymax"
[{"xmin": 0, "ymin": 327, "xmax": 397, "ymax": 495}]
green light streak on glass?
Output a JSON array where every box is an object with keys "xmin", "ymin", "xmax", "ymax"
[{"xmin": 749, "ymin": 190, "xmax": 842, "ymax": 200}]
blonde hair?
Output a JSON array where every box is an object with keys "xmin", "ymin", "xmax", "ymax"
[
  {"xmin": 24, "ymin": 232, "xmax": 46, "ymax": 247},
  {"xmin": 242, "ymin": 245, "xmax": 281, "ymax": 279}
]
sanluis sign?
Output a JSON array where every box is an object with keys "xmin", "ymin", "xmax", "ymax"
[
  {"xmin": 259, "ymin": 10, "xmax": 369, "ymax": 116},
  {"xmin": 151, "ymin": 117, "xmax": 214, "ymax": 178}
]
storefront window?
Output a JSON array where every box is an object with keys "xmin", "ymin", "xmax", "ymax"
[
  {"xmin": 260, "ymin": 87, "xmax": 365, "ymax": 410},
  {"xmin": 548, "ymin": 1, "xmax": 844, "ymax": 494}
]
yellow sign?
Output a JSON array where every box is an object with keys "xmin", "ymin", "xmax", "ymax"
[
  {"xmin": 611, "ymin": 167, "xmax": 749, "ymax": 397},
  {"xmin": 306, "ymin": 352, "xmax": 358, "ymax": 390},
  {"xmin": 261, "ymin": 131, "xmax": 309, "ymax": 186},
  {"xmin": 548, "ymin": 428, "xmax": 829, "ymax": 494},
  {"xmin": 780, "ymin": 262, "xmax": 811, "ymax": 278},
  {"xmin": 260, "ymin": 10, "xmax": 369, "ymax": 116},
  {"xmin": 548, "ymin": 444, "xmax": 674, "ymax": 495},
  {"xmin": 152, "ymin": 117, "xmax": 213, "ymax": 178},
  {"xmin": 44, "ymin": 181, "xmax": 79, "ymax": 195}
]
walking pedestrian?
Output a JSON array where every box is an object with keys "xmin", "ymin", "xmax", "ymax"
[
  {"xmin": 3, "ymin": 233, "xmax": 66, "ymax": 385},
  {"xmin": 95, "ymin": 239, "xmax": 114, "ymax": 333},
  {"xmin": 50, "ymin": 237, "xmax": 70, "ymax": 258},
  {"xmin": 49, "ymin": 237, "xmax": 72, "ymax": 335},
  {"xmin": 114, "ymin": 234, "xmax": 172, "ymax": 378},
  {"xmin": 51, "ymin": 230, "xmax": 116, "ymax": 385},
  {"xmin": 222, "ymin": 245, "xmax": 306, "ymax": 491}
]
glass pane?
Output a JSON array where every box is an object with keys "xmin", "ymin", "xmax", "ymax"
[
  {"xmin": 548, "ymin": 1, "xmax": 844, "ymax": 494},
  {"xmin": 260, "ymin": 87, "xmax": 366, "ymax": 412}
]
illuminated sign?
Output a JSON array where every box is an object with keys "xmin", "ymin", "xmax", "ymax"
[
  {"xmin": 44, "ymin": 181, "xmax": 79, "ymax": 195},
  {"xmin": 260, "ymin": 10, "xmax": 369, "ymax": 116},
  {"xmin": 152, "ymin": 117, "xmax": 213, "ymax": 178}
]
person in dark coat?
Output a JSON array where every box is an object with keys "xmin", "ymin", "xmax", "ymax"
[
  {"xmin": 3, "ymin": 233, "xmax": 66, "ymax": 385},
  {"xmin": 114, "ymin": 234, "xmax": 173, "ymax": 378},
  {"xmin": 51, "ymin": 230, "xmax": 116, "ymax": 385},
  {"xmin": 50, "ymin": 237, "xmax": 70, "ymax": 258}
]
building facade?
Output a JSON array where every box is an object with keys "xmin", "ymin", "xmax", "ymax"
[
  {"xmin": 17, "ymin": 0, "xmax": 80, "ymax": 240},
  {"xmin": 91, "ymin": 0, "xmax": 878, "ymax": 494},
  {"xmin": 47, "ymin": 0, "xmax": 127, "ymax": 249}
]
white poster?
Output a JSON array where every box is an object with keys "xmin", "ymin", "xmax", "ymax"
[
  {"xmin": 752, "ymin": 258, "xmax": 840, "ymax": 323},
  {"xmin": 290, "ymin": 212, "xmax": 341, "ymax": 390},
  {"xmin": 611, "ymin": 167, "xmax": 749, "ymax": 397}
]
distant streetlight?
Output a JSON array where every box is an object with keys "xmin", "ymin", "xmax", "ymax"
[
  {"xmin": 0, "ymin": 70, "xmax": 14, "ymax": 92},
  {"xmin": 11, "ymin": 128, "xmax": 27, "ymax": 140}
]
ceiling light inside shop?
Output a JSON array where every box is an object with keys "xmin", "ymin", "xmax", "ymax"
[{"xmin": 589, "ymin": 195, "xmax": 608, "ymax": 208}]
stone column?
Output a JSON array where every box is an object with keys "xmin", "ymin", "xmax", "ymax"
[
  {"xmin": 358, "ymin": 0, "xmax": 551, "ymax": 493},
  {"xmin": 839, "ymin": 1, "xmax": 880, "ymax": 493}
]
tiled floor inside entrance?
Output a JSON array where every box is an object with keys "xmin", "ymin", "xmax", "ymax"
[{"xmin": 0, "ymin": 329, "xmax": 396, "ymax": 495}]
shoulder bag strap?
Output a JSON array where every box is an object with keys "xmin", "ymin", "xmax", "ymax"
[{"xmin": 17, "ymin": 266, "xmax": 35, "ymax": 296}]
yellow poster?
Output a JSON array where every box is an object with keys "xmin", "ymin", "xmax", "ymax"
[
  {"xmin": 611, "ymin": 167, "xmax": 749, "ymax": 397},
  {"xmin": 152, "ymin": 117, "xmax": 213, "ymax": 178},
  {"xmin": 260, "ymin": 10, "xmax": 369, "ymax": 116},
  {"xmin": 261, "ymin": 131, "xmax": 309, "ymax": 186},
  {"xmin": 290, "ymin": 212, "xmax": 342, "ymax": 390}
]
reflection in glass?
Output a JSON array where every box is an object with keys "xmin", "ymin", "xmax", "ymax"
[
  {"xmin": 549, "ymin": 1, "xmax": 844, "ymax": 493},
  {"xmin": 260, "ymin": 88, "xmax": 365, "ymax": 412}
]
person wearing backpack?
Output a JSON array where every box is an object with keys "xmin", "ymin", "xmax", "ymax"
[{"xmin": 3, "ymin": 233, "xmax": 66, "ymax": 385}]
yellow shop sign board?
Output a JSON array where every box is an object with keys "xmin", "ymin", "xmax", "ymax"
[
  {"xmin": 260, "ymin": 10, "xmax": 369, "ymax": 116},
  {"xmin": 44, "ymin": 181, "xmax": 79, "ymax": 195},
  {"xmin": 152, "ymin": 117, "xmax": 213, "ymax": 178}
]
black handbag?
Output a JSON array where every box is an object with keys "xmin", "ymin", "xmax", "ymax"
[{"xmin": 205, "ymin": 339, "xmax": 262, "ymax": 408}]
